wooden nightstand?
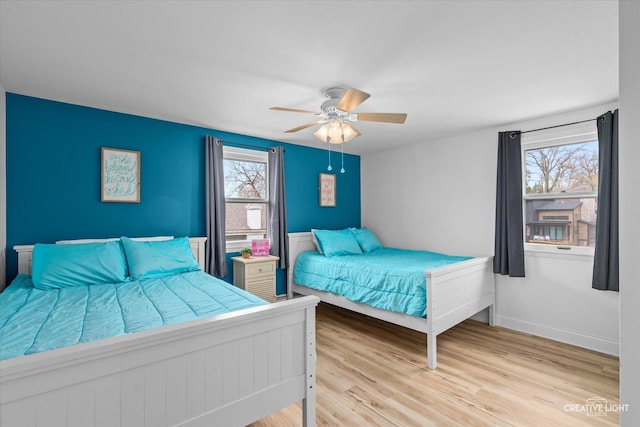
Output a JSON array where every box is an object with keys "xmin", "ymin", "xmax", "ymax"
[{"xmin": 231, "ymin": 255, "xmax": 279, "ymax": 303}]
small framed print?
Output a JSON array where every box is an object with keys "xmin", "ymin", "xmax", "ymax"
[
  {"xmin": 319, "ymin": 173, "xmax": 336, "ymax": 207},
  {"xmin": 252, "ymin": 239, "xmax": 270, "ymax": 256},
  {"xmin": 101, "ymin": 147, "xmax": 140, "ymax": 203}
]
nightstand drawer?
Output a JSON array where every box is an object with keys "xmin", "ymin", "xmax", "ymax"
[{"xmin": 246, "ymin": 261, "xmax": 275, "ymax": 277}]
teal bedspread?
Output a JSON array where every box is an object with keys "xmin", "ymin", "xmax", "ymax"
[
  {"xmin": 293, "ymin": 248, "xmax": 471, "ymax": 317},
  {"xmin": 0, "ymin": 271, "xmax": 267, "ymax": 360}
]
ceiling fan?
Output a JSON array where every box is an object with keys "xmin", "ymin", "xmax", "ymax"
[{"xmin": 270, "ymin": 87, "xmax": 407, "ymax": 144}]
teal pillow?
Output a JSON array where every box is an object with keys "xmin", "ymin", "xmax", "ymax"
[
  {"xmin": 32, "ymin": 241, "xmax": 129, "ymax": 289},
  {"xmin": 121, "ymin": 236, "xmax": 200, "ymax": 280},
  {"xmin": 313, "ymin": 229, "xmax": 363, "ymax": 257},
  {"xmin": 351, "ymin": 227, "xmax": 383, "ymax": 252}
]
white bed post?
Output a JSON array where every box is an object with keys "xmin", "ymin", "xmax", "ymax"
[
  {"xmin": 489, "ymin": 304, "xmax": 496, "ymax": 327},
  {"xmin": 426, "ymin": 277, "xmax": 437, "ymax": 370},
  {"xmin": 427, "ymin": 333, "xmax": 437, "ymax": 370},
  {"xmin": 302, "ymin": 304, "xmax": 317, "ymax": 426},
  {"xmin": 488, "ymin": 274, "xmax": 496, "ymax": 326}
]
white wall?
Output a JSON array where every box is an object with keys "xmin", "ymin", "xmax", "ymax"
[
  {"xmin": 362, "ymin": 127, "xmax": 497, "ymax": 257},
  {"xmin": 362, "ymin": 101, "xmax": 619, "ymax": 356},
  {"xmin": 0, "ymin": 83, "xmax": 6, "ymax": 290},
  {"xmin": 619, "ymin": 0, "xmax": 640, "ymax": 423}
]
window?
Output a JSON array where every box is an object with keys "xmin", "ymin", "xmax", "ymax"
[
  {"xmin": 522, "ymin": 121, "xmax": 598, "ymax": 254},
  {"xmin": 223, "ymin": 146, "xmax": 268, "ymax": 252}
]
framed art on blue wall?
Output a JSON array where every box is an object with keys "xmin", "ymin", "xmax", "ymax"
[
  {"xmin": 101, "ymin": 147, "xmax": 140, "ymax": 203},
  {"xmin": 319, "ymin": 173, "xmax": 336, "ymax": 207}
]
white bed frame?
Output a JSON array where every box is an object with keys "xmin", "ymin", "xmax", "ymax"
[
  {"xmin": 287, "ymin": 232, "xmax": 495, "ymax": 370},
  {"xmin": 1, "ymin": 237, "xmax": 320, "ymax": 427}
]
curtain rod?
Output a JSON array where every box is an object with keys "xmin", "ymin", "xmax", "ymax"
[
  {"xmin": 219, "ymin": 140, "xmax": 282, "ymax": 153},
  {"xmin": 511, "ymin": 116, "xmax": 602, "ymax": 138}
]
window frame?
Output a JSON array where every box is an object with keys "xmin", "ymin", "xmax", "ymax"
[
  {"xmin": 521, "ymin": 121, "xmax": 598, "ymax": 257},
  {"xmin": 223, "ymin": 146, "xmax": 269, "ymax": 253}
]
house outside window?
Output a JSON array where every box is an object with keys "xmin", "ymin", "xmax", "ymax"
[
  {"xmin": 522, "ymin": 121, "xmax": 598, "ymax": 254},
  {"xmin": 223, "ymin": 146, "xmax": 268, "ymax": 252}
]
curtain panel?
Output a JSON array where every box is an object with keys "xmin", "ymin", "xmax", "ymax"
[
  {"xmin": 268, "ymin": 146, "xmax": 288, "ymax": 270},
  {"xmin": 493, "ymin": 131, "xmax": 525, "ymax": 277},
  {"xmin": 592, "ymin": 110, "xmax": 619, "ymax": 291},
  {"xmin": 205, "ymin": 135, "xmax": 228, "ymax": 278}
]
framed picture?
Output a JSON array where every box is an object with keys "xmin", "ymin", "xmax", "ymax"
[
  {"xmin": 101, "ymin": 147, "xmax": 140, "ymax": 203},
  {"xmin": 319, "ymin": 173, "xmax": 336, "ymax": 207},
  {"xmin": 252, "ymin": 239, "xmax": 270, "ymax": 256}
]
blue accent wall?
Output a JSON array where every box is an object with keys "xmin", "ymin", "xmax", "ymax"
[{"xmin": 6, "ymin": 94, "xmax": 361, "ymax": 293}]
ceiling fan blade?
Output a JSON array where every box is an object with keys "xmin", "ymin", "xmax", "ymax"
[
  {"xmin": 336, "ymin": 88, "xmax": 371, "ymax": 112},
  {"xmin": 284, "ymin": 121, "xmax": 323, "ymax": 133},
  {"xmin": 356, "ymin": 113, "xmax": 407, "ymax": 124},
  {"xmin": 270, "ymin": 106, "xmax": 320, "ymax": 115}
]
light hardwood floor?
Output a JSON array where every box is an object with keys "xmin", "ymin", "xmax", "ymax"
[{"xmin": 251, "ymin": 302, "xmax": 620, "ymax": 426}]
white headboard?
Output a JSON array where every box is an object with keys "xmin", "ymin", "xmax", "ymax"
[
  {"xmin": 286, "ymin": 232, "xmax": 316, "ymax": 299},
  {"xmin": 14, "ymin": 236, "xmax": 207, "ymax": 276}
]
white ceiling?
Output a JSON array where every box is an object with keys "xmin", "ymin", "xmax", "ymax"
[{"xmin": 0, "ymin": 0, "xmax": 618, "ymax": 155}]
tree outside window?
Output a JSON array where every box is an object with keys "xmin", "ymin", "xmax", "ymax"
[
  {"xmin": 524, "ymin": 139, "xmax": 598, "ymax": 248},
  {"xmin": 223, "ymin": 147, "xmax": 268, "ymax": 246}
]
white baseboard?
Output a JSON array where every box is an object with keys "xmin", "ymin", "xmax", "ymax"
[{"xmin": 496, "ymin": 315, "xmax": 619, "ymax": 357}]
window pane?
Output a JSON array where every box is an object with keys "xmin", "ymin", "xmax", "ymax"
[
  {"xmin": 525, "ymin": 198, "xmax": 597, "ymax": 247},
  {"xmin": 525, "ymin": 140, "xmax": 598, "ymax": 194},
  {"xmin": 224, "ymin": 159, "xmax": 267, "ymax": 199},
  {"xmin": 225, "ymin": 202, "xmax": 267, "ymax": 241}
]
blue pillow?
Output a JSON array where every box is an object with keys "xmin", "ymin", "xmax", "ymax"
[
  {"xmin": 121, "ymin": 236, "xmax": 200, "ymax": 280},
  {"xmin": 313, "ymin": 229, "xmax": 363, "ymax": 257},
  {"xmin": 32, "ymin": 241, "xmax": 129, "ymax": 289},
  {"xmin": 351, "ymin": 227, "xmax": 383, "ymax": 252}
]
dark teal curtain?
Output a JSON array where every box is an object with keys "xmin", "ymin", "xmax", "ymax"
[
  {"xmin": 268, "ymin": 147, "xmax": 288, "ymax": 270},
  {"xmin": 592, "ymin": 110, "xmax": 619, "ymax": 291},
  {"xmin": 205, "ymin": 135, "xmax": 227, "ymax": 278},
  {"xmin": 494, "ymin": 131, "xmax": 525, "ymax": 277}
]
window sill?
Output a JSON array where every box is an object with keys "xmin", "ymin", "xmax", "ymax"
[
  {"xmin": 226, "ymin": 240, "xmax": 250, "ymax": 253},
  {"xmin": 524, "ymin": 243, "xmax": 594, "ymax": 260}
]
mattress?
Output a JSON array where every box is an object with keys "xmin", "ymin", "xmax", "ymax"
[
  {"xmin": 293, "ymin": 248, "xmax": 471, "ymax": 317},
  {"xmin": 0, "ymin": 271, "xmax": 267, "ymax": 360}
]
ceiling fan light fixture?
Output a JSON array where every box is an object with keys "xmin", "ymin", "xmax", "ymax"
[
  {"xmin": 272, "ymin": 86, "xmax": 405, "ymax": 147},
  {"xmin": 313, "ymin": 120, "xmax": 360, "ymax": 144},
  {"xmin": 338, "ymin": 122, "xmax": 361, "ymax": 143},
  {"xmin": 327, "ymin": 119, "xmax": 343, "ymax": 140}
]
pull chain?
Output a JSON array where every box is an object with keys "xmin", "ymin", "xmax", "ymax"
[
  {"xmin": 326, "ymin": 137, "xmax": 332, "ymax": 171},
  {"xmin": 339, "ymin": 128, "xmax": 346, "ymax": 173}
]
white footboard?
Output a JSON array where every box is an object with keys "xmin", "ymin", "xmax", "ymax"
[
  {"xmin": 426, "ymin": 256, "xmax": 495, "ymax": 369},
  {"xmin": 0, "ymin": 296, "xmax": 319, "ymax": 427}
]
